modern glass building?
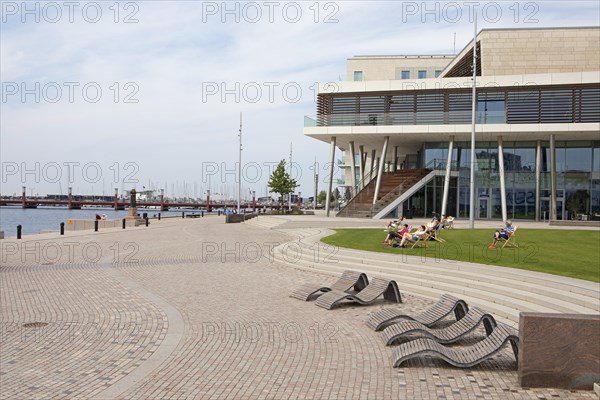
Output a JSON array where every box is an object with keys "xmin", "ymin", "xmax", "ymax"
[{"xmin": 304, "ymin": 27, "xmax": 600, "ymax": 221}]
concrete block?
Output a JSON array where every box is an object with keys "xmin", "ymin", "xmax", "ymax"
[
  {"xmin": 225, "ymin": 214, "xmax": 245, "ymax": 223},
  {"xmin": 518, "ymin": 313, "xmax": 600, "ymax": 390}
]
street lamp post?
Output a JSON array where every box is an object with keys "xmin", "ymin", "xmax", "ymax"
[{"xmin": 237, "ymin": 112, "xmax": 242, "ymax": 214}]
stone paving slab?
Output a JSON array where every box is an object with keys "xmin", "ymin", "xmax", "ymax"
[{"xmin": 0, "ymin": 216, "xmax": 597, "ymax": 399}]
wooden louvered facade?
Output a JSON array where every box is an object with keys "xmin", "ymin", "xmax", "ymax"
[
  {"xmin": 316, "ymin": 84, "xmax": 600, "ymax": 127},
  {"xmin": 444, "ymin": 41, "xmax": 482, "ymax": 78}
]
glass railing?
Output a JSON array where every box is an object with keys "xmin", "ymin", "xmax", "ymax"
[
  {"xmin": 425, "ymin": 158, "xmax": 459, "ymax": 171},
  {"xmin": 304, "ymin": 111, "xmax": 506, "ymax": 127}
]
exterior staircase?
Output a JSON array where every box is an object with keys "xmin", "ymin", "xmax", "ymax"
[{"xmin": 336, "ymin": 169, "xmax": 430, "ymax": 218}]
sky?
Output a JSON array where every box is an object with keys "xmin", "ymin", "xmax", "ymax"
[{"xmin": 1, "ymin": 0, "xmax": 599, "ymax": 200}]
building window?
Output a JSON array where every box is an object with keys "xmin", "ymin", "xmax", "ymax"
[
  {"xmin": 435, "ymin": 70, "xmax": 442, "ymax": 77},
  {"xmin": 401, "ymin": 70, "xmax": 410, "ymax": 80},
  {"xmin": 353, "ymin": 71, "xmax": 363, "ymax": 81},
  {"xmin": 418, "ymin": 70, "xmax": 427, "ymax": 79}
]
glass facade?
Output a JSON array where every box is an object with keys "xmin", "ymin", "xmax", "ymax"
[{"xmin": 418, "ymin": 141, "xmax": 600, "ymax": 221}]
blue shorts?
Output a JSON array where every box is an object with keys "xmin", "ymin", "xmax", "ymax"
[{"xmin": 495, "ymin": 231, "xmax": 508, "ymax": 240}]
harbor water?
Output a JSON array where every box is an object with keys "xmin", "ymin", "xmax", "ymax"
[{"xmin": 0, "ymin": 207, "xmax": 209, "ymax": 237}]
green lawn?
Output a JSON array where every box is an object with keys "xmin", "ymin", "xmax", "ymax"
[{"xmin": 320, "ymin": 228, "xmax": 600, "ymax": 282}]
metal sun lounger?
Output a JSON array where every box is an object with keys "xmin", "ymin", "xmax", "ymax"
[
  {"xmin": 381, "ymin": 307, "xmax": 497, "ymax": 345},
  {"xmin": 314, "ymin": 277, "xmax": 402, "ymax": 310},
  {"xmin": 367, "ymin": 293, "xmax": 469, "ymax": 331},
  {"xmin": 391, "ymin": 323, "xmax": 519, "ymax": 368},
  {"xmin": 290, "ymin": 270, "xmax": 369, "ymax": 301}
]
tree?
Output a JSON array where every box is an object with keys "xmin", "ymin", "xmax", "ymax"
[
  {"xmin": 267, "ymin": 160, "xmax": 298, "ymax": 211},
  {"xmin": 317, "ymin": 190, "xmax": 328, "ymax": 205},
  {"xmin": 333, "ymin": 187, "xmax": 341, "ymax": 208}
]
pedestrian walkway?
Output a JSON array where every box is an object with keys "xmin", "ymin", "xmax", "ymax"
[{"xmin": 0, "ymin": 215, "xmax": 597, "ymax": 399}]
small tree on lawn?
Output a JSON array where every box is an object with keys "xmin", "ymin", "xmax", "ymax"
[{"xmin": 268, "ymin": 160, "xmax": 298, "ymax": 212}]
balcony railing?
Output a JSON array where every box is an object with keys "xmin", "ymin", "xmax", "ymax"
[{"xmin": 305, "ymin": 111, "xmax": 506, "ymax": 127}]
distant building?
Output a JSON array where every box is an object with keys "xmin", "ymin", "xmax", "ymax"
[{"xmin": 305, "ymin": 27, "xmax": 600, "ymax": 220}]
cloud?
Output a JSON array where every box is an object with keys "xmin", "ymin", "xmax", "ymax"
[{"xmin": 1, "ymin": 0, "xmax": 599, "ymax": 197}]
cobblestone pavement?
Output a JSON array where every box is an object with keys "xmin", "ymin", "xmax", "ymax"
[{"xmin": 0, "ymin": 216, "xmax": 596, "ymax": 399}]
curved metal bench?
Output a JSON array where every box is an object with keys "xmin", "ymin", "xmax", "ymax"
[
  {"xmin": 382, "ymin": 307, "xmax": 497, "ymax": 345},
  {"xmin": 290, "ymin": 270, "xmax": 369, "ymax": 301},
  {"xmin": 367, "ymin": 293, "xmax": 469, "ymax": 331},
  {"xmin": 314, "ymin": 277, "xmax": 402, "ymax": 310},
  {"xmin": 391, "ymin": 323, "xmax": 519, "ymax": 368}
]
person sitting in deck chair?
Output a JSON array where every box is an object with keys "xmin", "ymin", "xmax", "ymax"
[
  {"xmin": 383, "ymin": 218, "xmax": 406, "ymax": 245},
  {"xmin": 440, "ymin": 215, "xmax": 448, "ymax": 227},
  {"xmin": 390, "ymin": 224, "xmax": 411, "ymax": 247},
  {"xmin": 397, "ymin": 225, "xmax": 428, "ymax": 248},
  {"xmin": 384, "ymin": 223, "xmax": 400, "ymax": 245},
  {"xmin": 489, "ymin": 220, "xmax": 514, "ymax": 248}
]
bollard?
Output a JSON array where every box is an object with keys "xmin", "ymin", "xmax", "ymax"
[
  {"xmin": 94, "ymin": 220, "xmax": 99, "ymax": 232},
  {"xmin": 17, "ymin": 225, "xmax": 22, "ymax": 239},
  {"xmin": 218, "ymin": 210, "xmax": 221, "ymax": 216},
  {"xmin": 122, "ymin": 218, "xmax": 126, "ymax": 229},
  {"xmin": 143, "ymin": 212, "xmax": 148, "ymax": 219},
  {"xmin": 201, "ymin": 211, "xmax": 204, "ymax": 217},
  {"xmin": 158, "ymin": 213, "xmax": 161, "ymax": 221},
  {"xmin": 182, "ymin": 211, "xmax": 185, "ymax": 219},
  {"xmin": 60, "ymin": 222, "xmax": 64, "ymax": 235},
  {"xmin": 145, "ymin": 217, "xmax": 149, "ymax": 227}
]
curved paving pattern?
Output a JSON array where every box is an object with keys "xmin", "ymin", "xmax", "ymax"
[
  {"xmin": 1, "ymin": 215, "xmax": 598, "ymax": 399},
  {"xmin": 0, "ymin": 262, "xmax": 168, "ymax": 399}
]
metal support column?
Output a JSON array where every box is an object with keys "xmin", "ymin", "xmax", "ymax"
[
  {"xmin": 373, "ymin": 137, "xmax": 389, "ymax": 205},
  {"xmin": 535, "ymin": 140, "xmax": 541, "ymax": 221},
  {"xmin": 498, "ymin": 136, "xmax": 508, "ymax": 222},
  {"xmin": 370, "ymin": 149, "xmax": 377, "ymax": 176},
  {"xmin": 550, "ymin": 134, "xmax": 557, "ymax": 221},
  {"xmin": 358, "ymin": 145, "xmax": 365, "ymax": 189},
  {"xmin": 325, "ymin": 137, "xmax": 336, "ymax": 217},
  {"xmin": 348, "ymin": 141, "xmax": 357, "ymax": 191},
  {"xmin": 441, "ymin": 135, "xmax": 455, "ymax": 216}
]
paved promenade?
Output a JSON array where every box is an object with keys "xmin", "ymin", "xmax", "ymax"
[{"xmin": 0, "ymin": 215, "xmax": 598, "ymax": 399}]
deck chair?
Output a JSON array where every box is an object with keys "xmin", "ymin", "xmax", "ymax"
[
  {"xmin": 391, "ymin": 323, "xmax": 519, "ymax": 368},
  {"xmin": 445, "ymin": 217, "xmax": 455, "ymax": 229},
  {"xmin": 381, "ymin": 307, "xmax": 497, "ymax": 345},
  {"xmin": 290, "ymin": 270, "xmax": 369, "ymax": 301},
  {"xmin": 500, "ymin": 225, "xmax": 518, "ymax": 248},
  {"xmin": 426, "ymin": 222, "xmax": 446, "ymax": 243},
  {"xmin": 315, "ymin": 277, "xmax": 402, "ymax": 310},
  {"xmin": 409, "ymin": 231, "xmax": 429, "ymax": 248},
  {"xmin": 366, "ymin": 293, "xmax": 469, "ymax": 331}
]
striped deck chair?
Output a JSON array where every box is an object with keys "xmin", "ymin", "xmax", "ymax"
[
  {"xmin": 381, "ymin": 307, "xmax": 497, "ymax": 345},
  {"xmin": 500, "ymin": 225, "xmax": 519, "ymax": 248},
  {"xmin": 409, "ymin": 230, "xmax": 429, "ymax": 248},
  {"xmin": 315, "ymin": 277, "xmax": 402, "ymax": 310},
  {"xmin": 427, "ymin": 222, "xmax": 446, "ymax": 243},
  {"xmin": 290, "ymin": 270, "xmax": 369, "ymax": 301},
  {"xmin": 391, "ymin": 323, "xmax": 519, "ymax": 368},
  {"xmin": 366, "ymin": 293, "xmax": 469, "ymax": 331}
]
